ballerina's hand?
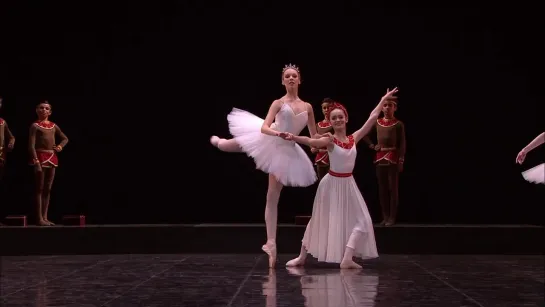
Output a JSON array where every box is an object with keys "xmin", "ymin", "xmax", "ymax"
[
  {"xmin": 516, "ymin": 149, "xmax": 527, "ymax": 164},
  {"xmin": 278, "ymin": 132, "xmax": 294, "ymax": 140}
]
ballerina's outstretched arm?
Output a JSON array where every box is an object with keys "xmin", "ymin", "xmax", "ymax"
[
  {"xmin": 352, "ymin": 88, "xmax": 399, "ymax": 144},
  {"xmin": 516, "ymin": 132, "xmax": 545, "ymax": 164}
]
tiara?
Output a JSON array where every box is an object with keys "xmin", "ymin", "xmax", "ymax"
[{"xmin": 282, "ymin": 63, "xmax": 300, "ymax": 73}]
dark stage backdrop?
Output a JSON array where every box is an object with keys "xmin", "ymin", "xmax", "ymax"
[{"xmin": 0, "ymin": 3, "xmax": 543, "ymax": 225}]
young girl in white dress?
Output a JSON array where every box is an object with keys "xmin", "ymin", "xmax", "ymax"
[
  {"xmin": 209, "ymin": 64, "xmax": 321, "ymax": 268},
  {"xmin": 516, "ymin": 132, "xmax": 544, "ymax": 184},
  {"xmin": 283, "ymin": 88, "xmax": 399, "ymax": 269}
]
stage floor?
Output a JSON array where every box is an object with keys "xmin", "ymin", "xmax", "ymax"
[
  {"xmin": 1, "ymin": 223, "xmax": 543, "ymax": 256},
  {"xmin": 1, "ymin": 254, "xmax": 543, "ymax": 306}
]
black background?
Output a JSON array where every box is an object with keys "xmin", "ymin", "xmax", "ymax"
[{"xmin": 0, "ymin": 3, "xmax": 543, "ymax": 225}]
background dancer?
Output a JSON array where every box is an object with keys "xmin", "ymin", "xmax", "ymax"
[
  {"xmin": 363, "ymin": 98, "xmax": 406, "ymax": 226},
  {"xmin": 29, "ymin": 101, "xmax": 69, "ymax": 226},
  {"xmin": 209, "ymin": 64, "xmax": 321, "ymax": 267},
  {"xmin": 0, "ymin": 97, "xmax": 15, "ymax": 226},
  {"xmin": 312, "ymin": 97, "xmax": 334, "ymax": 181},
  {"xmin": 284, "ymin": 88, "xmax": 399, "ymax": 269},
  {"xmin": 0, "ymin": 97, "xmax": 15, "ymax": 182}
]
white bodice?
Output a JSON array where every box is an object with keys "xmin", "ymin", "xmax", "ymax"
[
  {"xmin": 271, "ymin": 103, "xmax": 308, "ymax": 136},
  {"xmin": 329, "ymin": 137, "xmax": 357, "ymax": 174}
]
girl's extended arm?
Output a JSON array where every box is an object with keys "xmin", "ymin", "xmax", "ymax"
[{"xmin": 352, "ymin": 88, "xmax": 399, "ymax": 143}]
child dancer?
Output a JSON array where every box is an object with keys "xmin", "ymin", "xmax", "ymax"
[
  {"xmin": 0, "ymin": 97, "xmax": 16, "ymax": 180},
  {"xmin": 29, "ymin": 101, "xmax": 69, "ymax": 225},
  {"xmin": 284, "ymin": 88, "xmax": 399, "ymax": 269},
  {"xmin": 516, "ymin": 132, "xmax": 544, "ymax": 184},
  {"xmin": 210, "ymin": 64, "xmax": 320, "ymax": 267},
  {"xmin": 312, "ymin": 98, "xmax": 334, "ymax": 181}
]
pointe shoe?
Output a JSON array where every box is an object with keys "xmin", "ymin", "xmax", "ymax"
[
  {"xmin": 262, "ymin": 243, "xmax": 277, "ymax": 268},
  {"xmin": 210, "ymin": 136, "xmax": 220, "ymax": 147},
  {"xmin": 286, "ymin": 257, "xmax": 305, "ymax": 267}
]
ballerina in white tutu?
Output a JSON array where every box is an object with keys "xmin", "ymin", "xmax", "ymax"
[
  {"xmin": 284, "ymin": 88, "xmax": 399, "ymax": 269},
  {"xmin": 210, "ymin": 64, "xmax": 321, "ymax": 267},
  {"xmin": 516, "ymin": 132, "xmax": 544, "ymax": 184}
]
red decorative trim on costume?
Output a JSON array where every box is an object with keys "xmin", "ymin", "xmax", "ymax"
[
  {"xmin": 0, "ymin": 118, "xmax": 4, "ymax": 125},
  {"xmin": 328, "ymin": 170, "xmax": 352, "ymax": 177},
  {"xmin": 34, "ymin": 121, "xmax": 55, "ymax": 129},
  {"xmin": 30, "ymin": 151, "xmax": 59, "ymax": 167},
  {"xmin": 333, "ymin": 135, "xmax": 354, "ymax": 149},
  {"xmin": 374, "ymin": 150, "xmax": 399, "ymax": 164},
  {"xmin": 377, "ymin": 118, "xmax": 398, "ymax": 127},
  {"xmin": 315, "ymin": 151, "xmax": 329, "ymax": 165},
  {"xmin": 317, "ymin": 120, "xmax": 331, "ymax": 129}
]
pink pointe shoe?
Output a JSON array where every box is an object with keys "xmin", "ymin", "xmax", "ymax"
[{"xmin": 262, "ymin": 242, "xmax": 277, "ymax": 268}]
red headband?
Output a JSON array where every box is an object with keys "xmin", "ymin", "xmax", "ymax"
[{"xmin": 326, "ymin": 102, "xmax": 348, "ymax": 121}]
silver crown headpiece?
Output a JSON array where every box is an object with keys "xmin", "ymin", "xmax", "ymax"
[{"xmin": 282, "ymin": 63, "xmax": 300, "ymax": 74}]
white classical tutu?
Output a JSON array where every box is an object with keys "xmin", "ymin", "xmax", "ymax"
[
  {"xmin": 227, "ymin": 108, "xmax": 317, "ymax": 187},
  {"xmin": 302, "ymin": 174, "xmax": 378, "ymax": 263},
  {"xmin": 522, "ymin": 163, "xmax": 544, "ymax": 184}
]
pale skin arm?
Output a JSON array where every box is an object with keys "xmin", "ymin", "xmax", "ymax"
[
  {"xmin": 260, "ymin": 100, "xmax": 283, "ymax": 137},
  {"xmin": 288, "ymin": 134, "xmax": 333, "ymax": 149},
  {"xmin": 353, "ymin": 88, "xmax": 399, "ymax": 144},
  {"xmin": 305, "ymin": 103, "xmax": 320, "ymax": 138},
  {"xmin": 516, "ymin": 132, "xmax": 545, "ymax": 164},
  {"xmin": 311, "ymin": 123, "xmax": 333, "ymax": 152}
]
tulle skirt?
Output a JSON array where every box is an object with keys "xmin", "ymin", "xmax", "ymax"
[
  {"xmin": 227, "ymin": 108, "xmax": 317, "ymax": 187},
  {"xmin": 302, "ymin": 174, "xmax": 378, "ymax": 263},
  {"xmin": 522, "ymin": 163, "xmax": 544, "ymax": 184}
]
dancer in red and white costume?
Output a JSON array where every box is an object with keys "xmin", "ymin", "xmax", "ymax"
[
  {"xmin": 284, "ymin": 88, "xmax": 399, "ymax": 269},
  {"xmin": 29, "ymin": 101, "xmax": 69, "ymax": 226},
  {"xmin": 516, "ymin": 132, "xmax": 544, "ymax": 184},
  {"xmin": 0, "ymin": 97, "xmax": 16, "ymax": 181},
  {"xmin": 210, "ymin": 64, "xmax": 321, "ymax": 267}
]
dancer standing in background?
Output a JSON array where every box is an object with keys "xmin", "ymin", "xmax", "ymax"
[
  {"xmin": 0, "ymin": 97, "xmax": 16, "ymax": 181},
  {"xmin": 362, "ymin": 99, "xmax": 406, "ymax": 226},
  {"xmin": 0, "ymin": 97, "xmax": 15, "ymax": 226},
  {"xmin": 209, "ymin": 64, "xmax": 321, "ymax": 268},
  {"xmin": 516, "ymin": 132, "xmax": 544, "ymax": 184},
  {"xmin": 29, "ymin": 101, "xmax": 69, "ymax": 226},
  {"xmin": 284, "ymin": 88, "xmax": 399, "ymax": 269},
  {"xmin": 312, "ymin": 98, "xmax": 334, "ymax": 181}
]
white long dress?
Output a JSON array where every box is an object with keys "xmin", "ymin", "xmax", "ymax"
[
  {"xmin": 227, "ymin": 102, "xmax": 316, "ymax": 187},
  {"xmin": 302, "ymin": 135, "xmax": 378, "ymax": 263},
  {"xmin": 522, "ymin": 163, "xmax": 544, "ymax": 184}
]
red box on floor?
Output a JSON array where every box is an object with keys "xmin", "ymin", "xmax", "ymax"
[
  {"xmin": 4, "ymin": 215, "xmax": 28, "ymax": 227},
  {"xmin": 62, "ymin": 215, "xmax": 86, "ymax": 226}
]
